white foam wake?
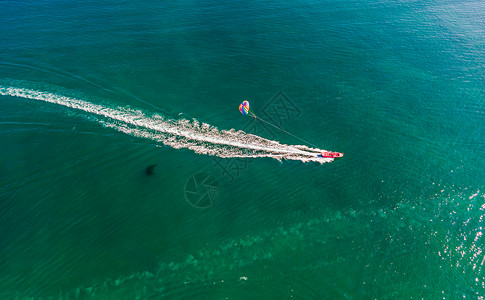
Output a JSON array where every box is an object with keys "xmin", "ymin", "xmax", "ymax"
[{"xmin": 0, "ymin": 86, "xmax": 334, "ymax": 163}]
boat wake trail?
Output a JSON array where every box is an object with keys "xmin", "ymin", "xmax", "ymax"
[{"xmin": 0, "ymin": 86, "xmax": 334, "ymax": 163}]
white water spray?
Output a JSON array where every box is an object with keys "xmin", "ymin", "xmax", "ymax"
[{"xmin": 0, "ymin": 86, "xmax": 334, "ymax": 163}]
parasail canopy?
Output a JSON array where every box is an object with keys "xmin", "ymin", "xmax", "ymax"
[{"xmin": 239, "ymin": 100, "xmax": 250, "ymax": 115}]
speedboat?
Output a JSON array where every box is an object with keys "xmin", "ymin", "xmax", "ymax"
[{"xmin": 321, "ymin": 151, "xmax": 344, "ymax": 158}]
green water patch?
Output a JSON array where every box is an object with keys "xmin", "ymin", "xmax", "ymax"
[{"xmin": 11, "ymin": 185, "xmax": 480, "ymax": 299}]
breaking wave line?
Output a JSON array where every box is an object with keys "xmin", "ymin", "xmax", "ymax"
[{"xmin": 0, "ymin": 86, "xmax": 334, "ymax": 163}]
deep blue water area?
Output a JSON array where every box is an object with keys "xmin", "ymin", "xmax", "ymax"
[{"xmin": 1, "ymin": 0, "xmax": 484, "ymax": 298}]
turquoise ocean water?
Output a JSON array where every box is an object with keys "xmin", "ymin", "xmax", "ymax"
[{"xmin": 1, "ymin": 0, "xmax": 484, "ymax": 298}]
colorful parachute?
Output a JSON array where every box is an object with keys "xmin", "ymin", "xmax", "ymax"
[{"xmin": 239, "ymin": 100, "xmax": 250, "ymax": 115}]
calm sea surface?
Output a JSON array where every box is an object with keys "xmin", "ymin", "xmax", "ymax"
[{"xmin": 1, "ymin": 0, "xmax": 484, "ymax": 298}]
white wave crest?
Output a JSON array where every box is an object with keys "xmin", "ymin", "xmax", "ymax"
[{"xmin": 0, "ymin": 86, "xmax": 334, "ymax": 163}]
